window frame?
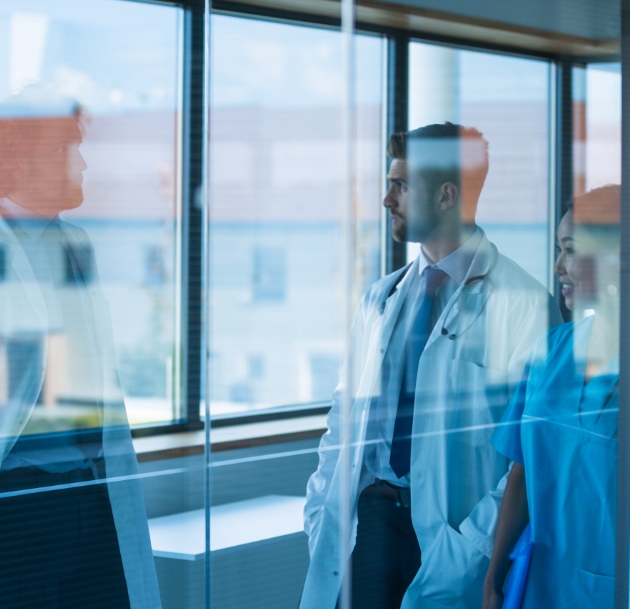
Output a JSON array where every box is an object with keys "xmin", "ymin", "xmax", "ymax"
[
  {"xmin": 128, "ymin": 0, "xmax": 616, "ymax": 437},
  {"xmin": 133, "ymin": 0, "xmax": 205, "ymax": 437}
]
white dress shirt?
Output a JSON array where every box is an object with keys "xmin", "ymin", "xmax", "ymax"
[{"xmin": 363, "ymin": 227, "xmax": 483, "ymax": 487}]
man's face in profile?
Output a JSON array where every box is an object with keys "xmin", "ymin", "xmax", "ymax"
[
  {"xmin": 10, "ymin": 116, "xmax": 87, "ymax": 218},
  {"xmin": 383, "ymin": 159, "xmax": 439, "ymax": 243}
]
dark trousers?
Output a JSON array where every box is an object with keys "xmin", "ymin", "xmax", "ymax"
[
  {"xmin": 339, "ymin": 479, "xmax": 421, "ymax": 609},
  {"xmin": 0, "ymin": 465, "xmax": 131, "ymax": 609}
]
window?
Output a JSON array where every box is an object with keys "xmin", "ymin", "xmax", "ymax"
[
  {"xmin": 0, "ymin": 3, "xmax": 625, "ymax": 609},
  {"xmin": 64, "ymin": 243, "xmax": 95, "ymax": 284},
  {"xmin": 408, "ymin": 42, "xmax": 551, "ymax": 287},
  {"xmin": 0, "ymin": 0, "xmax": 184, "ymax": 428},
  {"xmin": 208, "ymin": 15, "xmax": 385, "ymax": 416},
  {"xmin": 252, "ymin": 247, "xmax": 286, "ymax": 301},
  {"xmin": 145, "ymin": 245, "xmax": 168, "ymax": 287}
]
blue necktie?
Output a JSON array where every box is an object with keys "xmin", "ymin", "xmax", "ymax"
[{"xmin": 389, "ymin": 266, "xmax": 447, "ymax": 478}]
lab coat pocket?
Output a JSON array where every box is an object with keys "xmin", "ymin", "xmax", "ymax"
[
  {"xmin": 411, "ymin": 525, "xmax": 489, "ymax": 608},
  {"xmin": 573, "ymin": 569, "xmax": 614, "ymax": 605},
  {"xmin": 447, "ymin": 359, "xmax": 507, "ymax": 447}
]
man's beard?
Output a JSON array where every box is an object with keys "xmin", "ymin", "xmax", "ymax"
[
  {"xmin": 405, "ymin": 204, "xmax": 440, "ymax": 243},
  {"xmin": 392, "ymin": 215, "xmax": 407, "ymax": 243}
]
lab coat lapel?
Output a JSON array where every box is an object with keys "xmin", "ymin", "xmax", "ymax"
[
  {"xmin": 375, "ymin": 257, "xmax": 419, "ymax": 368},
  {"xmin": 0, "ymin": 215, "xmax": 48, "ymax": 332},
  {"xmin": 0, "ymin": 216, "xmax": 49, "ymax": 465},
  {"xmin": 56, "ymin": 221, "xmax": 161, "ymax": 609},
  {"xmin": 431, "ymin": 233, "xmax": 497, "ymax": 348}
]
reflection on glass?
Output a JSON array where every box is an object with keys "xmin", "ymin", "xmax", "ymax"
[
  {"xmin": 573, "ymin": 63, "xmax": 621, "ymax": 196},
  {"xmin": 302, "ymin": 120, "xmax": 560, "ymax": 609},
  {"xmin": 209, "ymin": 16, "xmax": 384, "ymax": 416},
  {"xmin": 0, "ymin": 1, "xmax": 183, "ymax": 427},
  {"xmin": 485, "ymin": 186, "xmax": 620, "ymax": 608},
  {"xmin": 0, "ymin": 1, "xmax": 183, "ymax": 608},
  {"xmin": 0, "ymin": 83, "xmax": 159, "ymax": 608},
  {"xmin": 409, "ymin": 43, "xmax": 551, "ymax": 287}
]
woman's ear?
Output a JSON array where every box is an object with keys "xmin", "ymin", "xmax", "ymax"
[{"xmin": 438, "ymin": 182, "xmax": 459, "ymax": 211}]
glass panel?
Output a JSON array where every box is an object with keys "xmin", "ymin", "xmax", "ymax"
[
  {"xmin": 208, "ymin": 15, "xmax": 384, "ymax": 417},
  {"xmin": 207, "ymin": 11, "xmax": 623, "ymax": 609},
  {"xmin": 0, "ymin": 1, "xmax": 183, "ymax": 429},
  {"xmin": 572, "ymin": 63, "xmax": 621, "ymax": 197},
  {"xmin": 206, "ymin": 11, "xmax": 382, "ymax": 609},
  {"xmin": 408, "ymin": 43, "xmax": 551, "ymax": 287},
  {"xmin": 0, "ymin": 2, "xmax": 189, "ymax": 609}
]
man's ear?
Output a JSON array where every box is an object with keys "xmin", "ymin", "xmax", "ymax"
[{"xmin": 437, "ymin": 182, "xmax": 459, "ymax": 211}]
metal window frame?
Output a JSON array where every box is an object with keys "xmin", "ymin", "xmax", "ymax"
[
  {"xmin": 551, "ymin": 59, "xmax": 575, "ymax": 322},
  {"xmin": 617, "ymin": 3, "xmax": 630, "ymax": 608},
  {"xmin": 133, "ymin": 0, "xmax": 205, "ymax": 438},
  {"xmin": 384, "ymin": 31, "xmax": 409, "ymax": 274}
]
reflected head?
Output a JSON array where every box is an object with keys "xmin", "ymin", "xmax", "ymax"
[
  {"xmin": 387, "ymin": 122, "xmax": 489, "ymax": 225},
  {"xmin": 555, "ymin": 185, "xmax": 620, "ymax": 311},
  {"xmin": 0, "ymin": 84, "xmax": 90, "ymax": 218}
]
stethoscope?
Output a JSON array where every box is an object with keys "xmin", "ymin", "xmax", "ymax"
[{"xmin": 378, "ymin": 244, "xmax": 499, "ymax": 341}]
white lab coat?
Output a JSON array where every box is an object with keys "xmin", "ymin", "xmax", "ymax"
[
  {"xmin": 301, "ymin": 230, "xmax": 561, "ymax": 609},
  {"xmin": 0, "ymin": 215, "xmax": 161, "ymax": 609}
]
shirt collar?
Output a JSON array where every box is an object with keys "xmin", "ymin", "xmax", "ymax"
[{"xmin": 417, "ymin": 226, "xmax": 483, "ymax": 285}]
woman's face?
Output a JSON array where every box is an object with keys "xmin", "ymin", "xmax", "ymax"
[{"xmin": 554, "ymin": 211, "xmax": 597, "ymax": 311}]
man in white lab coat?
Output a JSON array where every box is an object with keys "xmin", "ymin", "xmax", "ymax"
[
  {"xmin": 301, "ymin": 122, "xmax": 561, "ymax": 609},
  {"xmin": 0, "ymin": 85, "xmax": 161, "ymax": 609}
]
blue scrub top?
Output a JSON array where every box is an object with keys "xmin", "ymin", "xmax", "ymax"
[{"xmin": 492, "ymin": 316, "xmax": 618, "ymax": 608}]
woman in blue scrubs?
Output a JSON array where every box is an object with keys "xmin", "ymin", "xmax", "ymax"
[{"xmin": 482, "ymin": 185, "xmax": 620, "ymax": 609}]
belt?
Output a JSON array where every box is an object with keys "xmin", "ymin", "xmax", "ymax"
[{"xmin": 371, "ymin": 478, "xmax": 411, "ymax": 508}]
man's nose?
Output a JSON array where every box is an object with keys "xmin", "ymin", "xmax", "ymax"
[
  {"xmin": 383, "ymin": 185, "xmax": 396, "ymax": 209},
  {"xmin": 78, "ymin": 151, "xmax": 87, "ymax": 172},
  {"xmin": 71, "ymin": 148, "xmax": 88, "ymax": 174}
]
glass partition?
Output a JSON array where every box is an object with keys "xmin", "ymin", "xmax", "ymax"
[
  {"xmin": 208, "ymin": 16, "xmax": 384, "ymax": 417},
  {"xmin": 408, "ymin": 43, "xmax": 552, "ymax": 287},
  {"xmin": 0, "ymin": 1, "xmax": 624, "ymax": 609},
  {"xmin": 0, "ymin": 0, "xmax": 184, "ymax": 430},
  {"xmin": 206, "ymin": 13, "xmax": 385, "ymax": 609},
  {"xmin": 0, "ymin": 1, "xmax": 192, "ymax": 609}
]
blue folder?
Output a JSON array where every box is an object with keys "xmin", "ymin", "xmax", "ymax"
[{"xmin": 502, "ymin": 524, "xmax": 533, "ymax": 609}]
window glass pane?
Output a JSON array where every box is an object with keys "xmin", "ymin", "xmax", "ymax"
[
  {"xmin": 206, "ymin": 14, "xmax": 383, "ymax": 609},
  {"xmin": 0, "ymin": 2, "xmax": 184, "ymax": 609},
  {"xmin": 573, "ymin": 63, "xmax": 621, "ymax": 195},
  {"xmin": 209, "ymin": 15, "xmax": 384, "ymax": 416},
  {"xmin": 409, "ymin": 43, "xmax": 551, "ymax": 287},
  {"xmin": 0, "ymin": 0, "xmax": 182, "ymax": 428}
]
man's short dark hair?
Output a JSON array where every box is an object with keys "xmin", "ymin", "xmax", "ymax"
[{"xmin": 387, "ymin": 122, "xmax": 489, "ymax": 223}]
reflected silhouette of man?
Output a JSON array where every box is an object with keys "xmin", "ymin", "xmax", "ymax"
[
  {"xmin": 0, "ymin": 85, "xmax": 160, "ymax": 609},
  {"xmin": 301, "ymin": 123, "xmax": 561, "ymax": 609}
]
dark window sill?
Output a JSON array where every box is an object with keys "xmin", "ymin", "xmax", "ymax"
[{"xmin": 132, "ymin": 413, "xmax": 328, "ymax": 462}]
